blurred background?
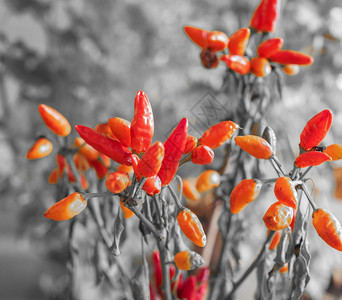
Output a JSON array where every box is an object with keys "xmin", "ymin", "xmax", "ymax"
[{"xmin": 1, "ymin": 0, "xmax": 342, "ymax": 299}]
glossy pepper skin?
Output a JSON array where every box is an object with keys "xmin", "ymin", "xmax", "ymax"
[
  {"xmin": 196, "ymin": 170, "xmax": 221, "ymax": 193},
  {"xmin": 38, "ymin": 104, "xmax": 71, "ymax": 137},
  {"xmin": 131, "ymin": 154, "xmax": 142, "ymax": 182},
  {"xmin": 130, "ymin": 91, "xmax": 154, "ymax": 153},
  {"xmin": 108, "ymin": 117, "xmax": 131, "ymax": 148},
  {"xmin": 75, "ymin": 125, "xmax": 132, "ymax": 166},
  {"xmin": 44, "ymin": 192, "xmax": 87, "ymax": 221},
  {"xmin": 177, "ymin": 208, "xmax": 206, "ymax": 247},
  {"xmin": 142, "ymin": 175, "xmax": 161, "ymax": 196},
  {"xmin": 220, "ymin": 55, "xmax": 251, "ymax": 75},
  {"xmin": 105, "ymin": 171, "xmax": 130, "ymax": 194},
  {"xmin": 269, "ymin": 230, "xmax": 282, "ymax": 250},
  {"xmin": 299, "ymin": 109, "xmax": 333, "ymax": 151},
  {"xmin": 191, "ymin": 145, "xmax": 214, "ymax": 165},
  {"xmin": 138, "ymin": 141, "xmax": 165, "ymax": 178},
  {"xmin": 184, "ymin": 26, "xmax": 210, "ymax": 49},
  {"xmin": 324, "ymin": 144, "xmax": 342, "ymax": 161},
  {"xmin": 249, "ymin": 0, "xmax": 279, "ymax": 33},
  {"xmin": 295, "ymin": 151, "xmax": 331, "ymax": 168},
  {"xmin": 199, "ymin": 121, "xmax": 239, "ymax": 149},
  {"xmin": 183, "ymin": 135, "xmax": 198, "ymax": 154},
  {"xmin": 74, "ymin": 137, "xmax": 99, "ymax": 162},
  {"xmin": 274, "ymin": 177, "xmax": 298, "ymax": 209},
  {"xmin": 257, "ymin": 38, "xmax": 284, "ymax": 58},
  {"xmin": 250, "ymin": 57, "xmax": 271, "ymax": 77},
  {"xmin": 235, "ymin": 135, "xmax": 273, "ymax": 159},
  {"xmin": 26, "ymin": 137, "xmax": 53, "ymax": 159},
  {"xmin": 312, "ymin": 209, "xmax": 342, "ymax": 251},
  {"xmin": 228, "ymin": 27, "xmax": 250, "ymax": 56},
  {"xmin": 158, "ymin": 118, "xmax": 188, "ymax": 186},
  {"xmin": 263, "ymin": 202, "xmax": 293, "ymax": 231},
  {"xmin": 230, "ymin": 179, "xmax": 262, "ymax": 214},
  {"xmin": 269, "ymin": 50, "xmax": 314, "ymax": 66}
]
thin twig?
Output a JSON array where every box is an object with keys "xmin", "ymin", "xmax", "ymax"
[{"xmin": 299, "ymin": 183, "xmax": 318, "ymax": 211}]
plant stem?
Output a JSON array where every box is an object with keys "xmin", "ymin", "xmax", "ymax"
[
  {"xmin": 299, "ymin": 183, "xmax": 318, "ymax": 211},
  {"xmin": 156, "ymin": 233, "xmax": 172, "ymax": 300},
  {"xmin": 299, "ymin": 166, "xmax": 313, "ymax": 180},
  {"xmin": 167, "ymin": 185, "xmax": 185, "ymax": 211},
  {"xmin": 128, "ymin": 204, "xmax": 158, "ymax": 237}
]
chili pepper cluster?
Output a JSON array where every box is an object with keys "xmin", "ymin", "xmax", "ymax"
[{"xmin": 185, "ymin": 0, "xmax": 313, "ymax": 78}]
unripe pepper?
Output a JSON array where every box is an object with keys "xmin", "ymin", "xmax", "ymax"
[
  {"xmin": 295, "ymin": 151, "xmax": 331, "ymax": 168},
  {"xmin": 228, "ymin": 27, "xmax": 250, "ymax": 56},
  {"xmin": 177, "ymin": 208, "xmax": 206, "ymax": 247},
  {"xmin": 174, "ymin": 250, "xmax": 204, "ymax": 271},
  {"xmin": 220, "ymin": 55, "xmax": 251, "ymax": 75},
  {"xmin": 235, "ymin": 135, "xmax": 273, "ymax": 159},
  {"xmin": 324, "ymin": 144, "xmax": 342, "ymax": 161},
  {"xmin": 312, "ymin": 208, "xmax": 342, "ymax": 251},
  {"xmin": 105, "ymin": 171, "xmax": 130, "ymax": 194},
  {"xmin": 26, "ymin": 137, "xmax": 53, "ymax": 159},
  {"xmin": 38, "ymin": 104, "xmax": 71, "ymax": 137},
  {"xmin": 269, "ymin": 50, "xmax": 314, "ymax": 66},
  {"xmin": 249, "ymin": 0, "xmax": 279, "ymax": 33},
  {"xmin": 250, "ymin": 57, "xmax": 271, "ymax": 77},
  {"xmin": 75, "ymin": 125, "xmax": 132, "ymax": 166},
  {"xmin": 230, "ymin": 179, "xmax": 262, "ymax": 214},
  {"xmin": 158, "ymin": 118, "xmax": 188, "ymax": 186},
  {"xmin": 274, "ymin": 177, "xmax": 298, "ymax": 209},
  {"xmin": 299, "ymin": 109, "xmax": 333, "ymax": 151},
  {"xmin": 199, "ymin": 121, "xmax": 239, "ymax": 149},
  {"xmin": 108, "ymin": 117, "xmax": 131, "ymax": 148},
  {"xmin": 263, "ymin": 202, "xmax": 293, "ymax": 231},
  {"xmin": 138, "ymin": 141, "xmax": 165, "ymax": 177},
  {"xmin": 191, "ymin": 145, "xmax": 214, "ymax": 165},
  {"xmin": 130, "ymin": 91, "xmax": 154, "ymax": 153},
  {"xmin": 44, "ymin": 192, "xmax": 87, "ymax": 221},
  {"xmin": 257, "ymin": 38, "xmax": 284, "ymax": 58},
  {"xmin": 196, "ymin": 170, "xmax": 221, "ymax": 193}
]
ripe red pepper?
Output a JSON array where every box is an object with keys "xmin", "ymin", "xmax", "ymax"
[
  {"xmin": 130, "ymin": 91, "xmax": 154, "ymax": 153},
  {"xmin": 138, "ymin": 141, "xmax": 165, "ymax": 178},
  {"xmin": 158, "ymin": 118, "xmax": 188, "ymax": 186},
  {"xmin": 230, "ymin": 179, "xmax": 263, "ymax": 214},
  {"xmin": 199, "ymin": 121, "xmax": 239, "ymax": 149},
  {"xmin": 207, "ymin": 31, "xmax": 229, "ymax": 52},
  {"xmin": 263, "ymin": 201, "xmax": 293, "ymax": 231},
  {"xmin": 184, "ymin": 26, "xmax": 210, "ymax": 49},
  {"xmin": 26, "ymin": 137, "xmax": 53, "ymax": 160},
  {"xmin": 295, "ymin": 151, "xmax": 331, "ymax": 168},
  {"xmin": 250, "ymin": 57, "xmax": 271, "ymax": 77},
  {"xmin": 312, "ymin": 209, "xmax": 342, "ymax": 251},
  {"xmin": 235, "ymin": 135, "xmax": 273, "ymax": 159},
  {"xmin": 183, "ymin": 135, "xmax": 198, "ymax": 154},
  {"xmin": 94, "ymin": 122, "xmax": 117, "ymax": 139},
  {"xmin": 299, "ymin": 109, "xmax": 333, "ymax": 151},
  {"xmin": 274, "ymin": 177, "xmax": 298, "ymax": 209},
  {"xmin": 108, "ymin": 117, "xmax": 131, "ymax": 148},
  {"xmin": 142, "ymin": 175, "xmax": 162, "ymax": 196},
  {"xmin": 257, "ymin": 38, "xmax": 284, "ymax": 58},
  {"xmin": 38, "ymin": 104, "xmax": 71, "ymax": 137},
  {"xmin": 131, "ymin": 154, "xmax": 142, "ymax": 182},
  {"xmin": 269, "ymin": 50, "xmax": 314, "ymax": 66},
  {"xmin": 191, "ymin": 145, "xmax": 214, "ymax": 165},
  {"xmin": 324, "ymin": 144, "xmax": 342, "ymax": 161},
  {"xmin": 56, "ymin": 153, "xmax": 66, "ymax": 178},
  {"xmin": 178, "ymin": 276, "xmax": 197, "ymax": 300},
  {"xmin": 249, "ymin": 0, "xmax": 279, "ymax": 33},
  {"xmin": 221, "ymin": 55, "xmax": 251, "ymax": 75},
  {"xmin": 228, "ymin": 27, "xmax": 251, "ymax": 56},
  {"xmin": 89, "ymin": 159, "xmax": 109, "ymax": 179},
  {"xmin": 75, "ymin": 125, "xmax": 132, "ymax": 166}
]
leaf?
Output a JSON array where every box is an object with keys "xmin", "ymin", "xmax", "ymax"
[{"xmin": 110, "ymin": 202, "xmax": 125, "ymax": 256}]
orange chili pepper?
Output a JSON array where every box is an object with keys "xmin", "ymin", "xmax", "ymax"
[
  {"xmin": 38, "ymin": 104, "xmax": 71, "ymax": 137},
  {"xmin": 74, "ymin": 137, "xmax": 99, "ymax": 162},
  {"xmin": 79, "ymin": 173, "xmax": 89, "ymax": 190},
  {"xmin": 73, "ymin": 153, "xmax": 89, "ymax": 172},
  {"xmin": 324, "ymin": 144, "xmax": 342, "ymax": 161},
  {"xmin": 220, "ymin": 55, "xmax": 251, "ymax": 75},
  {"xmin": 230, "ymin": 179, "xmax": 262, "ymax": 214},
  {"xmin": 196, "ymin": 170, "xmax": 221, "ymax": 193},
  {"xmin": 269, "ymin": 50, "xmax": 314, "ymax": 66},
  {"xmin": 295, "ymin": 151, "xmax": 331, "ymax": 168},
  {"xmin": 105, "ymin": 171, "xmax": 130, "ymax": 194},
  {"xmin": 235, "ymin": 135, "xmax": 273, "ymax": 159},
  {"xmin": 249, "ymin": 0, "xmax": 279, "ymax": 33},
  {"xmin": 94, "ymin": 122, "xmax": 117, "ymax": 139},
  {"xmin": 274, "ymin": 177, "xmax": 298, "ymax": 209},
  {"xmin": 138, "ymin": 141, "xmax": 165, "ymax": 178},
  {"xmin": 108, "ymin": 117, "xmax": 131, "ymax": 148},
  {"xmin": 174, "ymin": 250, "xmax": 204, "ymax": 271},
  {"xmin": 312, "ymin": 209, "xmax": 342, "ymax": 251},
  {"xmin": 228, "ymin": 27, "xmax": 250, "ymax": 56},
  {"xmin": 56, "ymin": 153, "xmax": 66, "ymax": 178},
  {"xmin": 44, "ymin": 192, "xmax": 87, "ymax": 221},
  {"xmin": 279, "ymin": 263, "xmax": 288, "ymax": 273},
  {"xmin": 142, "ymin": 175, "xmax": 162, "ymax": 196},
  {"xmin": 199, "ymin": 121, "xmax": 239, "ymax": 149},
  {"xmin": 257, "ymin": 38, "xmax": 284, "ymax": 58},
  {"xmin": 120, "ymin": 201, "xmax": 134, "ymax": 218},
  {"xmin": 182, "ymin": 178, "xmax": 200, "ymax": 202},
  {"xmin": 191, "ymin": 145, "xmax": 214, "ymax": 165},
  {"xmin": 282, "ymin": 64, "xmax": 299, "ymax": 76},
  {"xmin": 177, "ymin": 208, "xmax": 206, "ymax": 247},
  {"xmin": 26, "ymin": 137, "xmax": 53, "ymax": 159},
  {"xmin": 48, "ymin": 168, "xmax": 59, "ymax": 184},
  {"xmin": 250, "ymin": 57, "xmax": 271, "ymax": 77},
  {"xmin": 117, "ymin": 164, "xmax": 133, "ymax": 176},
  {"xmin": 184, "ymin": 135, "xmax": 198, "ymax": 154},
  {"xmin": 269, "ymin": 230, "xmax": 282, "ymax": 250},
  {"xmin": 263, "ymin": 202, "xmax": 293, "ymax": 231}
]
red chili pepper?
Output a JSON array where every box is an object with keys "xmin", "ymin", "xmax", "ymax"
[
  {"xmin": 196, "ymin": 267, "xmax": 210, "ymax": 300},
  {"xmin": 178, "ymin": 275, "xmax": 197, "ymax": 300},
  {"xmin": 274, "ymin": 177, "xmax": 298, "ymax": 209},
  {"xmin": 56, "ymin": 153, "xmax": 66, "ymax": 178},
  {"xmin": 220, "ymin": 55, "xmax": 251, "ymax": 75},
  {"xmin": 108, "ymin": 117, "xmax": 131, "ymax": 148},
  {"xmin": 269, "ymin": 230, "xmax": 282, "ymax": 250},
  {"xmin": 228, "ymin": 27, "xmax": 251, "ymax": 56},
  {"xmin": 38, "ymin": 104, "xmax": 71, "ymax": 137},
  {"xmin": 279, "ymin": 263, "xmax": 289, "ymax": 274},
  {"xmin": 269, "ymin": 50, "xmax": 314, "ymax": 66},
  {"xmin": 177, "ymin": 208, "xmax": 206, "ymax": 247},
  {"xmin": 312, "ymin": 208, "xmax": 342, "ymax": 251},
  {"xmin": 66, "ymin": 165, "xmax": 76, "ymax": 183},
  {"xmin": 196, "ymin": 170, "xmax": 221, "ymax": 193},
  {"xmin": 75, "ymin": 125, "xmax": 132, "ymax": 166},
  {"xmin": 158, "ymin": 118, "xmax": 188, "ymax": 186},
  {"xmin": 184, "ymin": 26, "xmax": 210, "ymax": 49},
  {"xmin": 73, "ymin": 153, "xmax": 90, "ymax": 172},
  {"xmin": 89, "ymin": 159, "xmax": 109, "ymax": 180},
  {"xmin": 142, "ymin": 175, "xmax": 162, "ymax": 196},
  {"xmin": 235, "ymin": 135, "xmax": 273, "ymax": 159},
  {"xmin": 174, "ymin": 250, "xmax": 204, "ymax": 271},
  {"xmin": 44, "ymin": 192, "xmax": 87, "ymax": 221},
  {"xmin": 250, "ymin": 57, "xmax": 271, "ymax": 77},
  {"xmin": 199, "ymin": 121, "xmax": 239, "ymax": 149},
  {"xmin": 138, "ymin": 141, "xmax": 165, "ymax": 178},
  {"xmin": 249, "ymin": 0, "xmax": 279, "ymax": 33},
  {"xmin": 79, "ymin": 173, "xmax": 88, "ymax": 190},
  {"xmin": 130, "ymin": 91, "xmax": 154, "ymax": 153},
  {"xmin": 290, "ymin": 208, "xmax": 297, "ymax": 232},
  {"xmin": 191, "ymin": 145, "xmax": 214, "ymax": 165},
  {"xmin": 257, "ymin": 38, "xmax": 284, "ymax": 58},
  {"xmin": 282, "ymin": 64, "xmax": 299, "ymax": 76},
  {"xmin": 295, "ymin": 151, "xmax": 331, "ymax": 168},
  {"xmin": 120, "ymin": 201, "xmax": 134, "ymax": 219},
  {"xmin": 230, "ymin": 179, "xmax": 262, "ymax": 214},
  {"xmin": 94, "ymin": 122, "xmax": 117, "ymax": 139},
  {"xmin": 263, "ymin": 201, "xmax": 293, "ymax": 231},
  {"xmin": 182, "ymin": 179, "xmax": 200, "ymax": 202},
  {"xmin": 152, "ymin": 251, "xmax": 163, "ymax": 289},
  {"xmin": 184, "ymin": 135, "xmax": 198, "ymax": 154},
  {"xmin": 131, "ymin": 154, "xmax": 142, "ymax": 182},
  {"xmin": 299, "ymin": 109, "xmax": 333, "ymax": 151},
  {"xmin": 48, "ymin": 168, "xmax": 59, "ymax": 184},
  {"xmin": 117, "ymin": 164, "xmax": 133, "ymax": 176},
  {"xmin": 26, "ymin": 137, "xmax": 53, "ymax": 159},
  {"xmin": 105, "ymin": 171, "xmax": 131, "ymax": 194},
  {"xmin": 324, "ymin": 144, "xmax": 342, "ymax": 161},
  {"xmin": 74, "ymin": 137, "xmax": 99, "ymax": 162},
  {"xmin": 207, "ymin": 31, "xmax": 229, "ymax": 52}
]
